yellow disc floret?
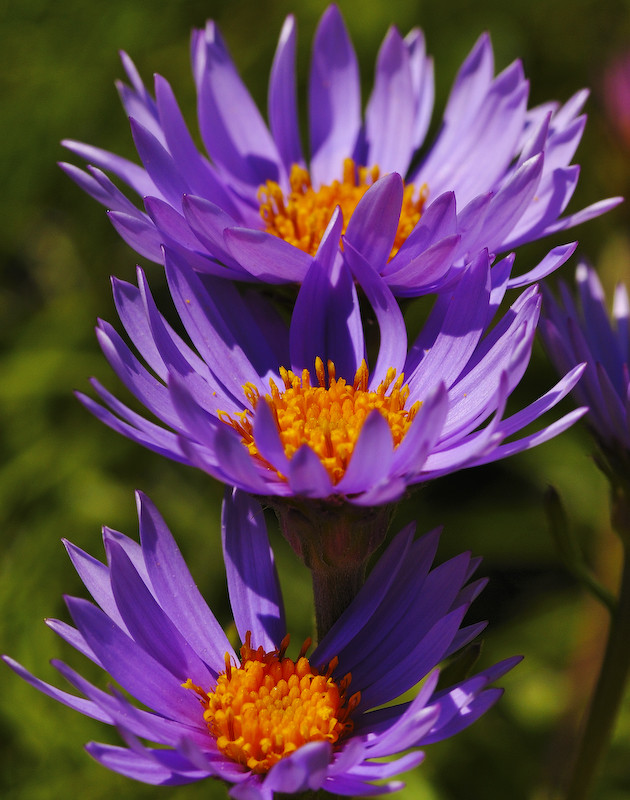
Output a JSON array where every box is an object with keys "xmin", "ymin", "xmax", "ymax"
[
  {"xmin": 258, "ymin": 158, "xmax": 427, "ymax": 259},
  {"xmin": 184, "ymin": 633, "xmax": 359, "ymax": 774},
  {"xmin": 219, "ymin": 358, "xmax": 421, "ymax": 485}
]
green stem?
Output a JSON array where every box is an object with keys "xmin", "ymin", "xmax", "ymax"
[
  {"xmin": 564, "ymin": 545, "xmax": 630, "ymax": 800},
  {"xmin": 269, "ymin": 496, "xmax": 393, "ymax": 640},
  {"xmin": 311, "ymin": 560, "xmax": 367, "ymax": 642}
]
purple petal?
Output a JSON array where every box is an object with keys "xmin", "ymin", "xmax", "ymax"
[
  {"xmin": 62, "ymin": 139, "xmax": 157, "ymax": 198},
  {"xmin": 365, "ymin": 27, "xmax": 416, "ymax": 174},
  {"xmin": 406, "ymin": 249, "xmax": 491, "ymax": 395},
  {"xmin": 107, "ymin": 538, "xmax": 216, "ymax": 684},
  {"xmin": 224, "ymin": 227, "xmax": 312, "ymax": 283},
  {"xmin": 154, "ymin": 74, "xmax": 244, "ymax": 218},
  {"xmin": 46, "ymin": 617, "xmax": 98, "ymax": 663},
  {"xmin": 54, "ymin": 661, "xmax": 209, "ymax": 747},
  {"xmin": 59, "ymin": 163, "xmax": 140, "ymax": 215},
  {"xmin": 391, "ymin": 382, "xmax": 449, "ymax": 475},
  {"xmin": 85, "ymin": 741, "xmax": 209, "ymax": 785},
  {"xmin": 507, "ymin": 242, "xmax": 577, "ymax": 289},
  {"xmin": 63, "ymin": 539, "xmax": 126, "ymax": 631},
  {"xmin": 344, "ymin": 173, "xmax": 403, "ymax": 272},
  {"xmin": 269, "ymin": 15, "xmax": 304, "ymax": 170},
  {"xmin": 382, "ymin": 234, "xmax": 461, "ymax": 296},
  {"xmin": 95, "ymin": 320, "xmax": 180, "ymax": 426},
  {"xmin": 196, "ymin": 22, "xmax": 282, "ymax": 187},
  {"xmin": 360, "ymin": 703, "xmax": 439, "ymax": 758},
  {"xmin": 406, "ymin": 28, "xmax": 434, "ymax": 149},
  {"xmin": 474, "ymin": 407, "xmax": 588, "ymax": 466},
  {"xmin": 129, "ymin": 117, "xmax": 190, "ymax": 209},
  {"xmin": 180, "ymin": 194, "xmax": 243, "ymax": 269},
  {"xmin": 212, "ymin": 424, "xmax": 285, "ymax": 495},
  {"xmin": 137, "ymin": 492, "xmax": 234, "ymax": 672},
  {"xmin": 264, "ymin": 741, "xmax": 332, "ymax": 794},
  {"xmin": 2, "ymin": 656, "xmax": 112, "ymax": 723},
  {"xmin": 359, "ymin": 607, "xmax": 468, "ymax": 710},
  {"xmin": 309, "ymin": 6, "xmax": 361, "ymax": 185},
  {"xmin": 409, "ymin": 34, "xmax": 494, "ymax": 185},
  {"xmin": 385, "ymin": 190, "xmax": 457, "ymax": 267},
  {"xmin": 479, "ymin": 153, "xmax": 544, "ymax": 251},
  {"xmin": 222, "ymin": 488, "xmax": 286, "ymax": 651},
  {"xmin": 494, "ymin": 364, "xmax": 585, "ymax": 440},
  {"xmin": 313, "ymin": 522, "xmax": 419, "ymax": 667},
  {"xmin": 65, "ymin": 596, "xmax": 201, "ymax": 724},
  {"xmin": 107, "ymin": 210, "xmax": 164, "ymax": 262},
  {"xmin": 336, "ymin": 411, "xmax": 394, "ymax": 495},
  {"xmin": 249, "ymin": 398, "xmax": 290, "ymax": 477},
  {"xmin": 342, "ymin": 241, "xmax": 407, "ymax": 384},
  {"xmin": 290, "ymin": 209, "xmax": 363, "ymax": 379},
  {"xmin": 77, "ymin": 385, "xmax": 188, "ymax": 464},
  {"xmin": 164, "ymin": 248, "xmax": 279, "ymax": 396},
  {"xmin": 285, "ymin": 445, "xmax": 335, "ymax": 498},
  {"xmin": 323, "ymin": 774, "xmax": 404, "ymax": 796},
  {"xmin": 346, "ymin": 751, "xmax": 425, "ymax": 780}
]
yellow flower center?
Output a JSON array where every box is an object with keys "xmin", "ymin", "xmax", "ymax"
[
  {"xmin": 184, "ymin": 633, "xmax": 358, "ymax": 774},
  {"xmin": 219, "ymin": 358, "xmax": 421, "ymax": 485},
  {"xmin": 258, "ymin": 158, "xmax": 427, "ymax": 258}
]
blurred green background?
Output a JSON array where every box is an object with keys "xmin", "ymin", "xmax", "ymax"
[{"xmin": 2, "ymin": 0, "xmax": 630, "ymax": 798}]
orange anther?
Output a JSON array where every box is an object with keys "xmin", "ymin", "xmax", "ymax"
[
  {"xmin": 219, "ymin": 359, "xmax": 421, "ymax": 485},
  {"xmin": 186, "ymin": 631, "xmax": 354, "ymax": 775},
  {"xmin": 258, "ymin": 159, "xmax": 426, "ymax": 259}
]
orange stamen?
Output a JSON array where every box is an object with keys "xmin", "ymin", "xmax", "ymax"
[
  {"xmin": 185, "ymin": 634, "xmax": 357, "ymax": 774},
  {"xmin": 218, "ymin": 358, "xmax": 421, "ymax": 485},
  {"xmin": 258, "ymin": 158, "xmax": 427, "ymax": 258}
]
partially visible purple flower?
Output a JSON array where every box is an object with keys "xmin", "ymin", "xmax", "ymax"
[
  {"xmin": 61, "ymin": 5, "xmax": 619, "ymax": 296},
  {"xmin": 77, "ymin": 211, "xmax": 586, "ymax": 508},
  {"xmin": 541, "ymin": 262, "xmax": 630, "ymax": 464},
  {"xmin": 3, "ymin": 489, "xmax": 519, "ymax": 797},
  {"xmin": 603, "ymin": 52, "xmax": 630, "ymax": 151}
]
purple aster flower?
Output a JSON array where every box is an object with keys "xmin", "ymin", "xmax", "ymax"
[
  {"xmin": 61, "ymin": 5, "xmax": 620, "ymax": 296},
  {"xmin": 77, "ymin": 211, "xmax": 586, "ymax": 511},
  {"xmin": 3, "ymin": 489, "xmax": 519, "ymax": 797},
  {"xmin": 541, "ymin": 262, "xmax": 630, "ymax": 470}
]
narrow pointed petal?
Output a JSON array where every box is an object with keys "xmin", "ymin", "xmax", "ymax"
[
  {"xmin": 309, "ymin": 6, "xmax": 361, "ymax": 185},
  {"xmin": 344, "ymin": 173, "xmax": 403, "ymax": 272},
  {"xmin": 196, "ymin": 23, "xmax": 282, "ymax": 186},
  {"xmin": 342, "ymin": 240, "xmax": 407, "ymax": 384},
  {"xmin": 269, "ymin": 15, "xmax": 304, "ymax": 170},
  {"xmin": 336, "ymin": 411, "xmax": 394, "ymax": 495},
  {"xmin": 222, "ymin": 489, "xmax": 285, "ymax": 651},
  {"xmin": 137, "ymin": 492, "xmax": 234, "ymax": 670},
  {"xmin": 365, "ymin": 27, "xmax": 416, "ymax": 173},
  {"xmin": 290, "ymin": 209, "xmax": 363, "ymax": 378}
]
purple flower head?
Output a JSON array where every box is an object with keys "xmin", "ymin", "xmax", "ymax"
[
  {"xmin": 541, "ymin": 262, "xmax": 630, "ymax": 471},
  {"xmin": 78, "ymin": 217, "xmax": 586, "ymax": 510},
  {"xmin": 3, "ymin": 489, "xmax": 519, "ymax": 797},
  {"xmin": 61, "ymin": 5, "xmax": 620, "ymax": 297}
]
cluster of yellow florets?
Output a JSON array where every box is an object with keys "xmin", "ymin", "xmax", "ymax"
[
  {"xmin": 220, "ymin": 357, "xmax": 421, "ymax": 484},
  {"xmin": 184, "ymin": 633, "xmax": 358, "ymax": 774},
  {"xmin": 258, "ymin": 158, "xmax": 426, "ymax": 259}
]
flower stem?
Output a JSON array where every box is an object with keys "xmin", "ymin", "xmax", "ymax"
[
  {"xmin": 269, "ymin": 497, "xmax": 394, "ymax": 640},
  {"xmin": 564, "ymin": 544, "xmax": 630, "ymax": 800},
  {"xmin": 311, "ymin": 561, "xmax": 367, "ymax": 641}
]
